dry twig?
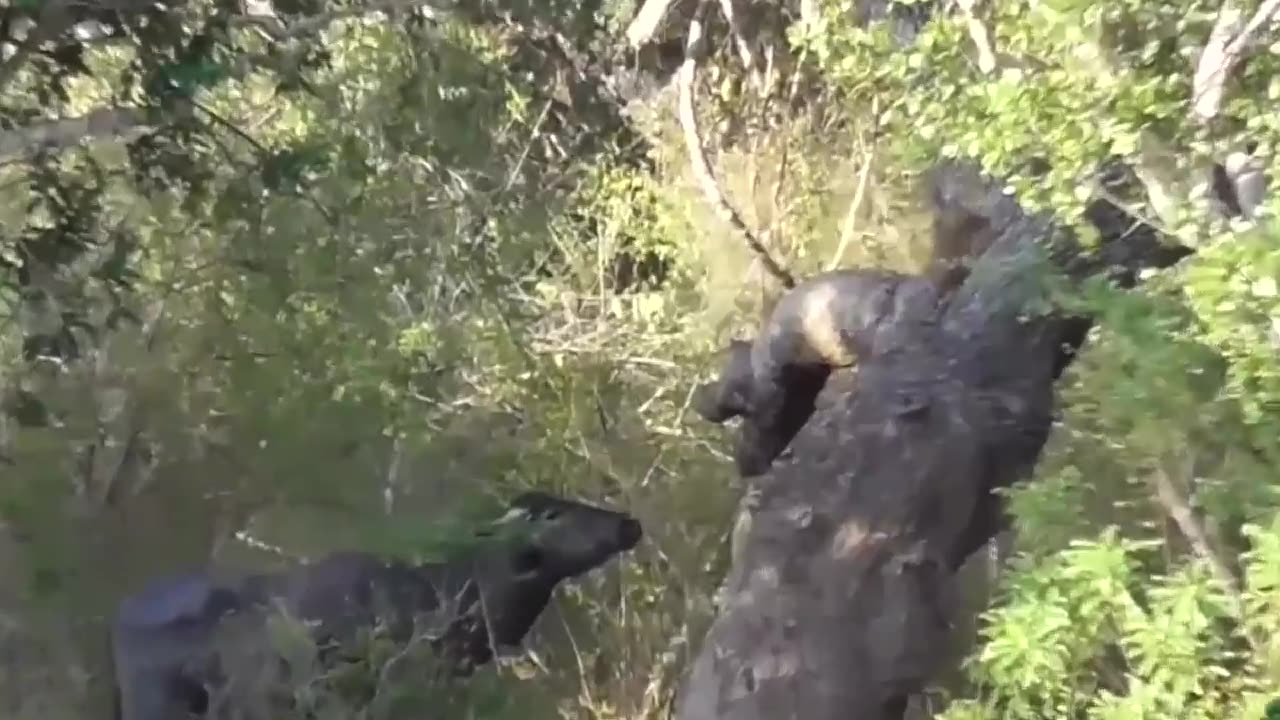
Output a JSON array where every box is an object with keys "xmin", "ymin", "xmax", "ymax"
[
  {"xmin": 1151, "ymin": 461, "xmax": 1242, "ymax": 596},
  {"xmin": 828, "ymin": 146, "xmax": 875, "ymax": 272},
  {"xmin": 827, "ymin": 97, "xmax": 880, "ymax": 272},
  {"xmin": 1149, "ymin": 456, "xmax": 1264, "ymax": 651}
]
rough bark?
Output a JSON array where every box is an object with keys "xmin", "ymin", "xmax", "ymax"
[{"xmin": 674, "ymin": 161, "xmax": 1192, "ymax": 720}]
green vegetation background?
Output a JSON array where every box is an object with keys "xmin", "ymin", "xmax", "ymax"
[{"xmin": 2, "ymin": 0, "xmax": 1280, "ymax": 718}]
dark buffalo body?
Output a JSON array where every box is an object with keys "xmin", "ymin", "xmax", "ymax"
[{"xmin": 111, "ymin": 492, "xmax": 643, "ymax": 720}]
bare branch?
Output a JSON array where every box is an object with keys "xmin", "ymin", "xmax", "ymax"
[
  {"xmin": 828, "ymin": 147, "xmax": 874, "ymax": 272},
  {"xmin": 827, "ymin": 98, "xmax": 879, "ymax": 272},
  {"xmin": 626, "ymin": 0, "xmax": 679, "ymax": 48},
  {"xmin": 753, "ymin": 41, "xmax": 812, "ymax": 251},
  {"xmin": 1149, "ymin": 456, "xmax": 1263, "ymax": 654},
  {"xmin": 1195, "ymin": 0, "xmax": 1248, "ymax": 119},
  {"xmin": 798, "ymin": 0, "xmax": 820, "ymax": 27},
  {"xmin": 1151, "ymin": 461, "xmax": 1241, "ymax": 595},
  {"xmin": 717, "ymin": 0, "xmax": 764, "ymax": 91},
  {"xmin": 1192, "ymin": 0, "xmax": 1280, "ymax": 123},
  {"xmin": 955, "ymin": 0, "xmax": 997, "ymax": 75},
  {"xmin": 677, "ymin": 1, "xmax": 796, "ymax": 289},
  {"xmin": 503, "ymin": 100, "xmax": 554, "ymax": 192}
]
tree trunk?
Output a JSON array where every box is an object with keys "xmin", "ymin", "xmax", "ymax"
[{"xmin": 674, "ymin": 161, "xmax": 1190, "ymax": 719}]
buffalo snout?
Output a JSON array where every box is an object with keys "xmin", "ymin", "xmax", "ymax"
[
  {"xmin": 617, "ymin": 516, "xmax": 643, "ymax": 551},
  {"xmin": 506, "ymin": 492, "xmax": 644, "ymax": 579}
]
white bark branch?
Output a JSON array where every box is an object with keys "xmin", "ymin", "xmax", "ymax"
[
  {"xmin": 1151, "ymin": 468, "xmax": 1237, "ymax": 589},
  {"xmin": 677, "ymin": 0, "xmax": 795, "ymax": 289},
  {"xmin": 1192, "ymin": 0, "xmax": 1280, "ymax": 123},
  {"xmin": 955, "ymin": 0, "xmax": 997, "ymax": 75},
  {"xmin": 626, "ymin": 0, "xmax": 679, "ymax": 48},
  {"xmin": 717, "ymin": 0, "xmax": 764, "ymax": 91},
  {"xmin": 827, "ymin": 103, "xmax": 878, "ymax": 272}
]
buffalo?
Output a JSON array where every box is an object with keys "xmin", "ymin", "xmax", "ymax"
[{"xmin": 111, "ymin": 491, "xmax": 643, "ymax": 720}]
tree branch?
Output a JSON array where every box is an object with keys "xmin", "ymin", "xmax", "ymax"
[
  {"xmin": 1192, "ymin": 0, "xmax": 1280, "ymax": 123},
  {"xmin": 1150, "ymin": 459, "xmax": 1241, "ymax": 595},
  {"xmin": 716, "ymin": 0, "xmax": 764, "ymax": 91},
  {"xmin": 626, "ymin": 0, "xmax": 680, "ymax": 48},
  {"xmin": 955, "ymin": 0, "xmax": 997, "ymax": 75},
  {"xmin": 677, "ymin": 0, "xmax": 796, "ymax": 289},
  {"xmin": 827, "ymin": 99, "xmax": 878, "ymax": 272}
]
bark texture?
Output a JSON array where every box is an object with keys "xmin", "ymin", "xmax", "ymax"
[{"xmin": 675, "ymin": 161, "xmax": 1190, "ymax": 720}]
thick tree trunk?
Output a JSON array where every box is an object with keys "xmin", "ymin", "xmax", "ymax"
[{"xmin": 674, "ymin": 161, "xmax": 1190, "ymax": 719}]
